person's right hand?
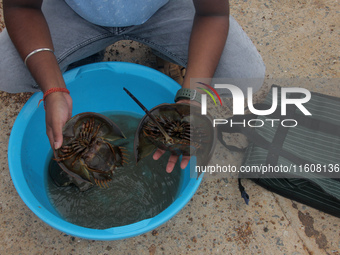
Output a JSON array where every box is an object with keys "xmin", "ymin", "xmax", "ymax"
[{"xmin": 44, "ymin": 91, "xmax": 73, "ymax": 150}]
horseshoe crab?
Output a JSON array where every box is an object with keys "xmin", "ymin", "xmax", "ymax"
[
  {"xmin": 50, "ymin": 112, "xmax": 127, "ymax": 191},
  {"xmin": 124, "ymin": 88, "xmax": 215, "ymax": 171}
]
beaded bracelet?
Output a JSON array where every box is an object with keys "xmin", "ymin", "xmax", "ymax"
[
  {"xmin": 24, "ymin": 48, "xmax": 54, "ymax": 66},
  {"xmin": 38, "ymin": 87, "xmax": 70, "ymax": 108}
]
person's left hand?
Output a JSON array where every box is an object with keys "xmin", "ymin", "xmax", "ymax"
[{"xmin": 152, "ymin": 99, "xmax": 200, "ymax": 173}]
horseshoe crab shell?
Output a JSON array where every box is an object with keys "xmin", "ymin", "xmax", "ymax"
[
  {"xmin": 134, "ymin": 103, "xmax": 216, "ymax": 168},
  {"xmin": 51, "ymin": 112, "xmax": 127, "ymax": 191}
]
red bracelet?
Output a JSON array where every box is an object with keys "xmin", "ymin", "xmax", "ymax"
[{"xmin": 38, "ymin": 87, "xmax": 70, "ymax": 108}]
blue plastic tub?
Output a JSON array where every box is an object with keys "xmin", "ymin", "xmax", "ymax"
[{"xmin": 8, "ymin": 62, "xmax": 202, "ymax": 240}]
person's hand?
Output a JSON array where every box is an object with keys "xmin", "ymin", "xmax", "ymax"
[
  {"xmin": 153, "ymin": 99, "xmax": 200, "ymax": 173},
  {"xmin": 44, "ymin": 92, "xmax": 73, "ymax": 150}
]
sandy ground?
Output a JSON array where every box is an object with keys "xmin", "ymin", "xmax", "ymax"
[{"xmin": 0, "ymin": 0, "xmax": 339, "ymax": 254}]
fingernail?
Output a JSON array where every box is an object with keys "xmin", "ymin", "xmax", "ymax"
[{"xmin": 54, "ymin": 142, "xmax": 60, "ymax": 150}]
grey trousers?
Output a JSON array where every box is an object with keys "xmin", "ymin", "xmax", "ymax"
[{"xmin": 0, "ymin": 0, "xmax": 265, "ymax": 94}]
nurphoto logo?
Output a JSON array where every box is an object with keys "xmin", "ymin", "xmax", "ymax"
[{"xmin": 198, "ymin": 83, "xmax": 312, "ymax": 128}]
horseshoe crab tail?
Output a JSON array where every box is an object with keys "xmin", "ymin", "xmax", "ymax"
[{"xmin": 123, "ymin": 87, "xmax": 173, "ymax": 144}]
